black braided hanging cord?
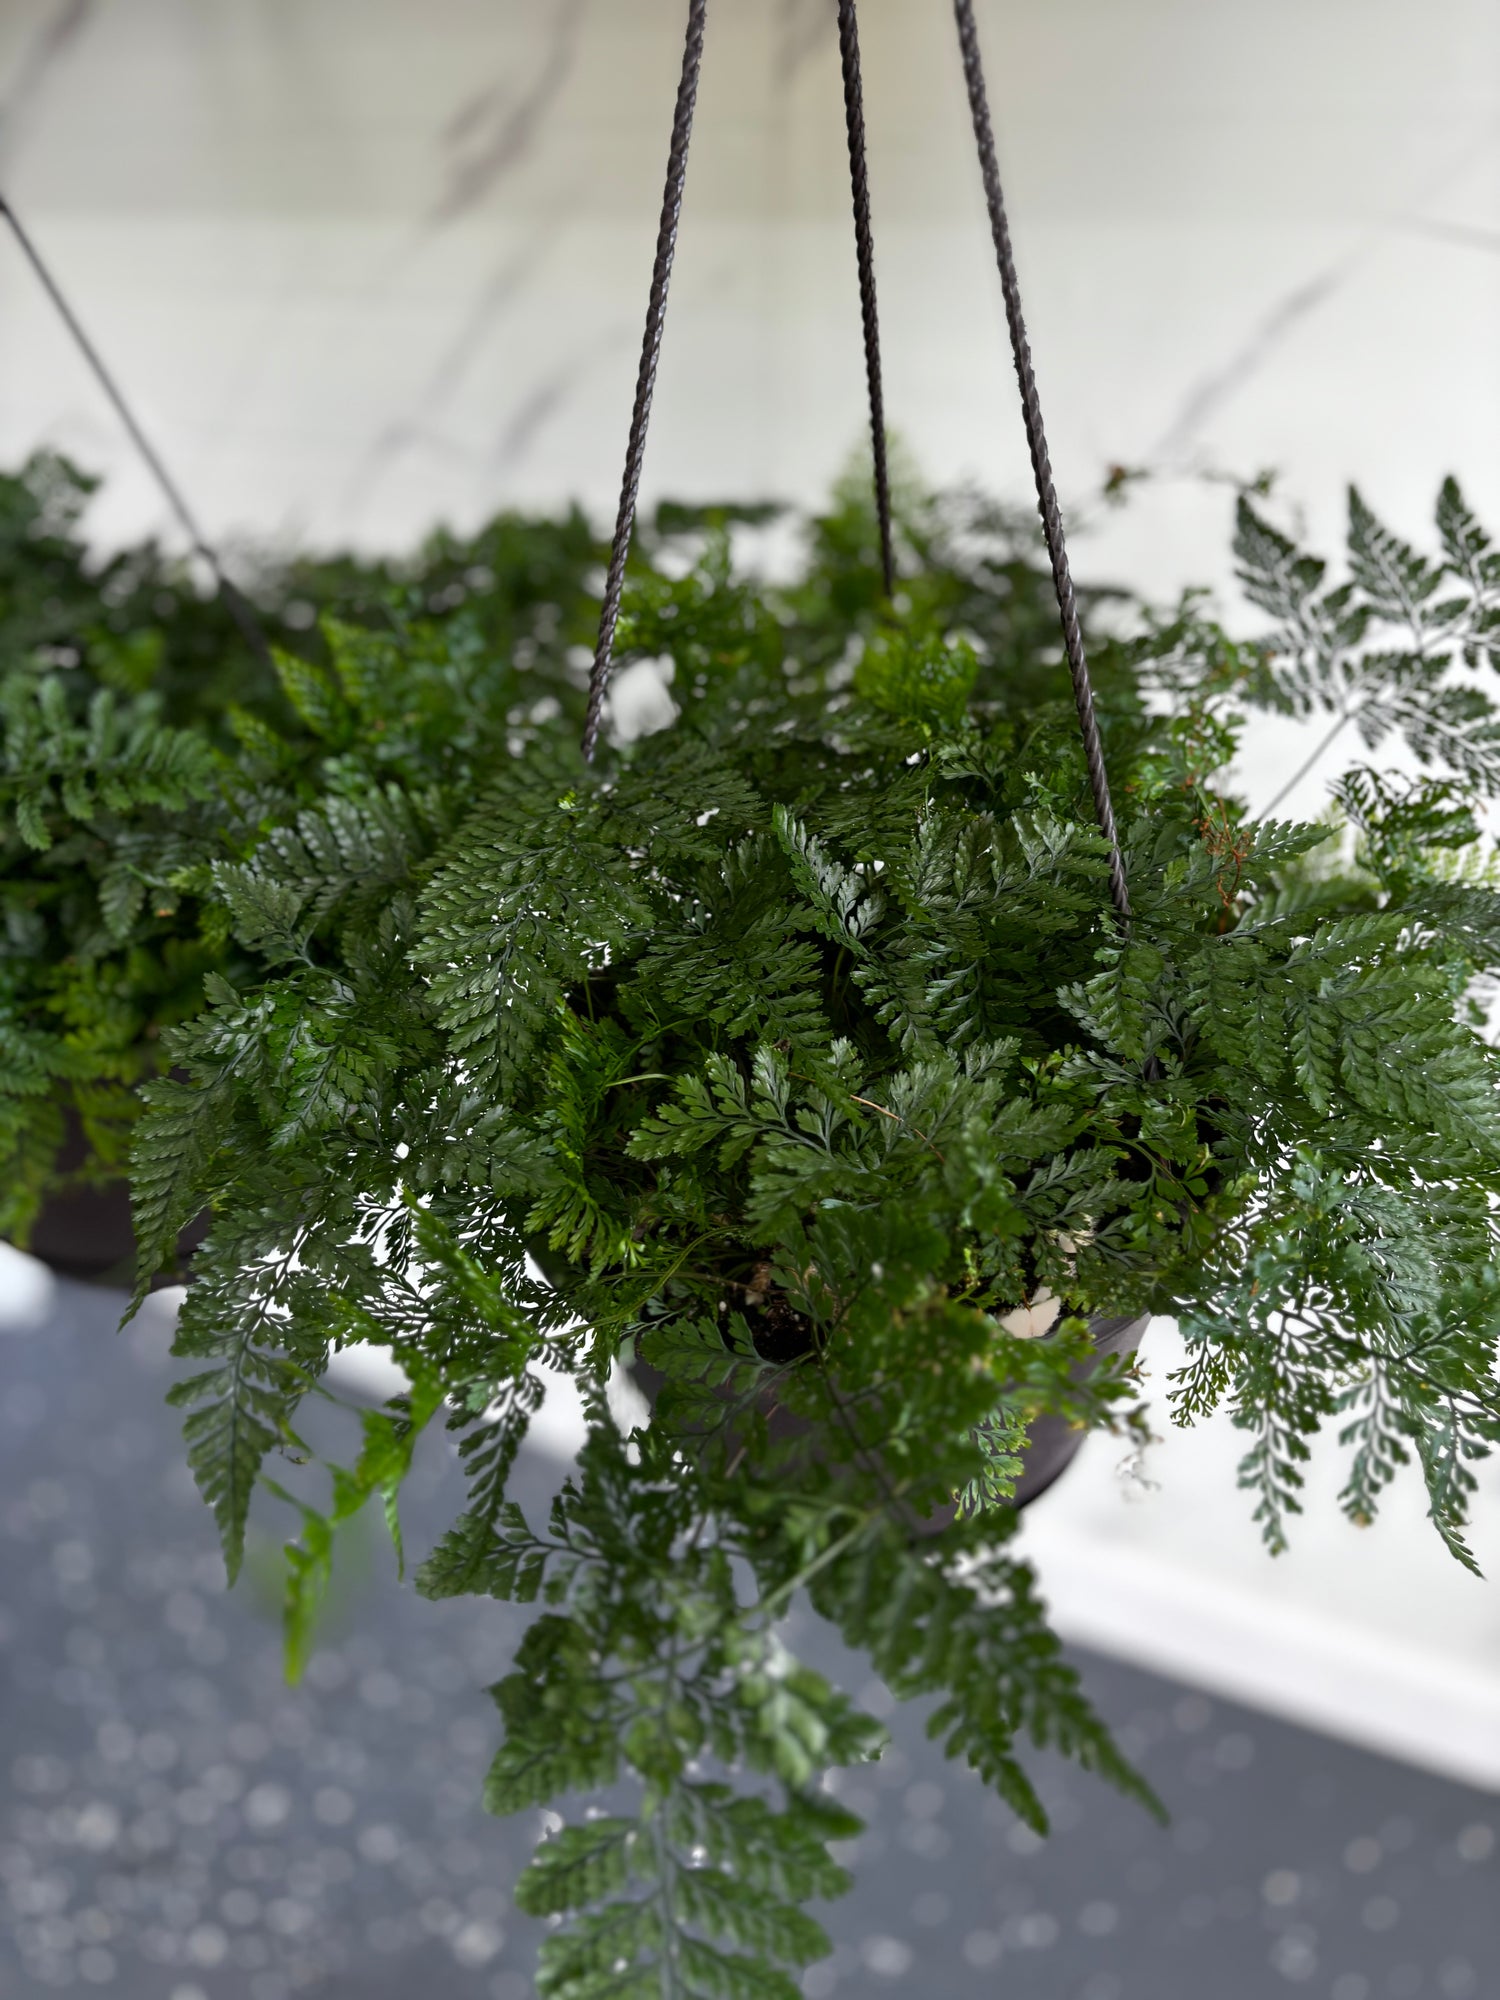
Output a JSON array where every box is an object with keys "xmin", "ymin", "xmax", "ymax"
[
  {"xmin": 950, "ymin": 0, "xmax": 1131, "ymax": 926},
  {"xmin": 0, "ymin": 193, "xmax": 272, "ymax": 669},
  {"xmin": 581, "ymin": 0, "xmax": 709, "ymax": 764},
  {"xmin": 582, "ymin": 0, "xmax": 1132, "ymax": 935},
  {"xmin": 835, "ymin": 0, "xmax": 895, "ymax": 598}
]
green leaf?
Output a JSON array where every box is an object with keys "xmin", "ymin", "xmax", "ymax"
[
  {"xmin": 417, "ymin": 1501, "xmax": 550, "ymax": 1603},
  {"xmin": 1348, "ymin": 487, "xmax": 1443, "ymax": 626},
  {"xmin": 854, "ymin": 627, "xmax": 979, "ymax": 727},
  {"xmin": 128, "ymin": 1073, "xmax": 235, "ymax": 1300},
  {"xmin": 163, "ymin": 1242, "xmax": 314, "ymax": 1583},
  {"xmin": 273, "ymin": 648, "xmax": 351, "ymax": 741},
  {"xmin": 271, "ymin": 1361, "xmax": 446, "ymax": 1676}
]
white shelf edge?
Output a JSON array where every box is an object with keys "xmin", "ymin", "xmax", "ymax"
[{"xmin": 1022, "ymin": 1517, "xmax": 1500, "ymax": 1793}]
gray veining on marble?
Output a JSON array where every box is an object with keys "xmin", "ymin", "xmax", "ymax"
[
  {"xmin": 1150, "ymin": 119, "xmax": 1500, "ymax": 468},
  {"xmin": 774, "ymin": 0, "xmax": 834, "ymax": 85},
  {"xmin": 429, "ymin": 0, "xmax": 588, "ymax": 227},
  {"xmin": 0, "ymin": 0, "xmax": 96, "ymax": 174},
  {"xmin": 338, "ymin": 218, "xmax": 574, "ymax": 527},
  {"xmin": 1149, "ymin": 252, "xmax": 1367, "ymax": 468},
  {"xmin": 1400, "ymin": 214, "xmax": 1500, "ymax": 256},
  {"xmin": 490, "ymin": 328, "xmax": 634, "ymax": 476}
]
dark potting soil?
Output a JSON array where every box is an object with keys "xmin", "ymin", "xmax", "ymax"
[{"xmin": 0, "ymin": 1274, "xmax": 1493, "ymax": 1999}]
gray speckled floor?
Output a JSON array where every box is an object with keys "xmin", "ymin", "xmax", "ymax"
[{"xmin": 1, "ymin": 1280, "xmax": 1495, "ymax": 2000}]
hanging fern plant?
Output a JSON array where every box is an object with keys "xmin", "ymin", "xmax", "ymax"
[
  {"xmin": 4, "ymin": 0, "xmax": 1500, "ymax": 1982},
  {"xmin": 0, "ymin": 450, "xmax": 599, "ymax": 1260},
  {"xmin": 78, "ymin": 471, "xmax": 1498, "ymax": 1997}
]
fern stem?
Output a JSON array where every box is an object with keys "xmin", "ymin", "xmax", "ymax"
[
  {"xmin": 759, "ymin": 1499, "xmax": 892, "ymax": 1620},
  {"xmin": 652, "ymin": 1790, "xmax": 683, "ymax": 1999},
  {"xmin": 812, "ymin": 1343, "xmax": 917, "ymax": 1531}
]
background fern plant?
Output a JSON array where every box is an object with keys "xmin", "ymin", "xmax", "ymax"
[
  {"xmin": 6, "ymin": 463, "xmax": 1500, "ymax": 1996},
  {"xmin": 0, "ymin": 451, "xmax": 598, "ymax": 1250}
]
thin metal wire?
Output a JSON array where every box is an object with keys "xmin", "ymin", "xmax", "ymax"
[
  {"xmin": 0, "ymin": 192, "xmax": 272, "ymax": 668},
  {"xmin": 835, "ymin": 0, "xmax": 894, "ymax": 598},
  {"xmin": 951, "ymin": 0, "xmax": 1130, "ymax": 925},
  {"xmin": 581, "ymin": 0, "xmax": 708, "ymax": 763}
]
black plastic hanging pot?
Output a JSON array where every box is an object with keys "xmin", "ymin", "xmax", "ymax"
[
  {"xmin": 628, "ymin": 1303, "xmax": 1149, "ymax": 1519},
  {"xmin": 21, "ymin": 1111, "xmax": 206, "ymax": 1289},
  {"xmin": 1010, "ymin": 1311, "xmax": 1148, "ymax": 1508},
  {"xmin": 26, "ymin": 1184, "xmax": 139, "ymax": 1286}
]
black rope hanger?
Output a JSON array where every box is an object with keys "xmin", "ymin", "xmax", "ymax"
[
  {"xmin": 950, "ymin": 0, "xmax": 1129, "ymax": 924},
  {"xmin": 581, "ymin": 0, "xmax": 1130, "ymax": 930},
  {"xmin": 835, "ymin": 0, "xmax": 895, "ymax": 600},
  {"xmin": 579, "ymin": 0, "xmax": 708, "ymax": 764},
  {"xmin": 581, "ymin": 0, "xmax": 896, "ymax": 760},
  {"xmin": 0, "ymin": 193, "xmax": 272, "ymax": 669}
]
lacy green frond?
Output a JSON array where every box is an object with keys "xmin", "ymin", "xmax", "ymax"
[{"xmin": 8, "ymin": 465, "xmax": 1500, "ymax": 1998}]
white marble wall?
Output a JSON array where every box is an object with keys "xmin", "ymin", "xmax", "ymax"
[
  {"xmin": 4, "ymin": 0, "xmax": 1500, "ymax": 1773},
  {"xmin": 2, "ymin": 0, "xmax": 1498, "ymax": 601}
]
